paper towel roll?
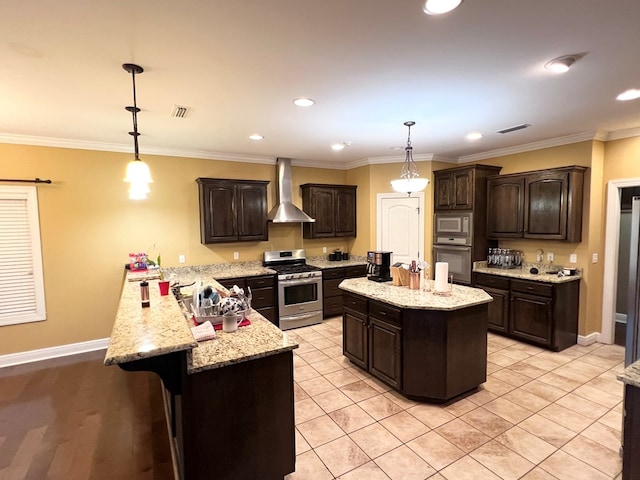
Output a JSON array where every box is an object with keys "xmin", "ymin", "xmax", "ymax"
[{"xmin": 435, "ymin": 262, "xmax": 449, "ymax": 292}]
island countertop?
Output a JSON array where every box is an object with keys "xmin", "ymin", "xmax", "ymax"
[
  {"xmin": 339, "ymin": 277, "xmax": 492, "ymax": 311},
  {"xmin": 618, "ymin": 360, "xmax": 640, "ymax": 388},
  {"xmin": 105, "ymin": 272, "xmax": 297, "ymax": 374}
]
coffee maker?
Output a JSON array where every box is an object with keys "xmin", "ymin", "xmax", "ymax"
[{"xmin": 367, "ymin": 251, "xmax": 392, "ymax": 282}]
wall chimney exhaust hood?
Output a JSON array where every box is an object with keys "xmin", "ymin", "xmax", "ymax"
[{"xmin": 268, "ymin": 157, "xmax": 315, "ymax": 223}]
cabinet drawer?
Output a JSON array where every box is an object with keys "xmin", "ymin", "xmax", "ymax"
[
  {"xmin": 251, "ymin": 286, "xmax": 275, "ymax": 309},
  {"xmin": 343, "ymin": 292, "xmax": 367, "ymax": 314},
  {"xmin": 345, "ymin": 265, "xmax": 367, "ymax": 278},
  {"xmin": 323, "ymin": 278, "xmax": 343, "ymax": 297},
  {"xmin": 322, "ymin": 268, "xmax": 346, "ymax": 280},
  {"xmin": 510, "ymin": 279, "xmax": 552, "ymax": 297},
  {"xmin": 323, "ymin": 297, "xmax": 343, "ymax": 318},
  {"xmin": 369, "ymin": 300, "xmax": 401, "ymax": 326},
  {"xmin": 474, "ymin": 272, "xmax": 510, "ymax": 290},
  {"xmin": 217, "ymin": 277, "xmax": 243, "ymax": 290},
  {"xmin": 246, "ymin": 275, "xmax": 275, "ymax": 289}
]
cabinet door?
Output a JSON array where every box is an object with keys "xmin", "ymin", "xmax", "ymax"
[
  {"xmin": 343, "ymin": 309, "xmax": 368, "ymax": 369},
  {"xmin": 310, "ymin": 187, "xmax": 336, "ymax": 238},
  {"xmin": 510, "ymin": 292, "xmax": 553, "ymax": 347},
  {"xmin": 524, "ymin": 171, "xmax": 568, "ymax": 240},
  {"xmin": 434, "ymin": 172, "xmax": 453, "ymax": 210},
  {"xmin": 483, "ymin": 286, "xmax": 509, "ymax": 333},
  {"xmin": 334, "ymin": 187, "xmax": 357, "ymax": 237},
  {"xmin": 487, "ymin": 176, "xmax": 525, "ymax": 238},
  {"xmin": 200, "ymin": 183, "xmax": 237, "ymax": 243},
  {"xmin": 452, "ymin": 168, "xmax": 474, "ymax": 209},
  {"xmin": 237, "ymin": 183, "xmax": 268, "ymax": 241},
  {"xmin": 368, "ymin": 318, "xmax": 402, "ymax": 389}
]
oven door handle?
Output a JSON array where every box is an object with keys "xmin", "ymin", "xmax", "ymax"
[
  {"xmin": 281, "ymin": 311, "xmax": 322, "ymax": 321},
  {"xmin": 279, "ymin": 277, "xmax": 321, "ymax": 286},
  {"xmin": 434, "ymin": 245, "xmax": 471, "ymax": 251}
]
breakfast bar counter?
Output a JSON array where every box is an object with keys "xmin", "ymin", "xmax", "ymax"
[
  {"xmin": 105, "ymin": 271, "xmax": 298, "ymax": 480},
  {"xmin": 339, "ymin": 278, "xmax": 492, "ymax": 402}
]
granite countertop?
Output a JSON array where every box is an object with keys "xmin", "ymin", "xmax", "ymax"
[
  {"xmin": 105, "ymin": 271, "xmax": 298, "ymax": 373},
  {"xmin": 163, "ymin": 261, "xmax": 276, "ymax": 283},
  {"xmin": 473, "ymin": 262, "xmax": 582, "ymax": 284},
  {"xmin": 618, "ymin": 360, "xmax": 640, "ymax": 388},
  {"xmin": 339, "ymin": 277, "xmax": 492, "ymax": 311},
  {"xmin": 105, "ymin": 275, "xmax": 198, "ymax": 366},
  {"xmin": 307, "ymin": 255, "xmax": 367, "ymax": 269},
  {"xmin": 188, "ymin": 309, "xmax": 298, "ymax": 374}
]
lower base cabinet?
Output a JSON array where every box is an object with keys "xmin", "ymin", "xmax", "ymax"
[
  {"xmin": 623, "ymin": 383, "xmax": 640, "ymax": 479},
  {"xmin": 473, "ymin": 272, "xmax": 579, "ymax": 351},
  {"xmin": 216, "ymin": 275, "xmax": 277, "ymax": 325},
  {"xmin": 323, "ymin": 265, "xmax": 367, "ymax": 318},
  {"xmin": 342, "ymin": 291, "xmax": 488, "ymax": 401}
]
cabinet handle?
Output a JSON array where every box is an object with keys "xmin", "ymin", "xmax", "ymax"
[{"xmin": 379, "ymin": 311, "xmax": 387, "ymax": 316}]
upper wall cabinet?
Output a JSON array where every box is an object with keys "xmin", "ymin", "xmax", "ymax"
[
  {"xmin": 301, "ymin": 184, "xmax": 357, "ymax": 238},
  {"xmin": 487, "ymin": 166, "xmax": 586, "ymax": 242},
  {"xmin": 434, "ymin": 165, "xmax": 502, "ymax": 211},
  {"xmin": 196, "ymin": 178, "xmax": 269, "ymax": 244}
]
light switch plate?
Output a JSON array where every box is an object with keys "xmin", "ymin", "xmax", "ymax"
[
  {"xmin": 179, "ymin": 254, "xmax": 186, "ymax": 263},
  {"xmin": 569, "ymin": 254, "xmax": 577, "ymax": 264},
  {"xmin": 592, "ymin": 253, "xmax": 598, "ymax": 263},
  {"xmin": 547, "ymin": 252, "xmax": 554, "ymax": 262},
  {"xmin": 323, "ymin": 247, "xmax": 327, "ymax": 253},
  {"xmin": 234, "ymin": 252, "xmax": 239, "ymax": 260}
]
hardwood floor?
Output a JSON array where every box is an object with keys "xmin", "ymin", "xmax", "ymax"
[{"xmin": 0, "ymin": 350, "xmax": 173, "ymax": 480}]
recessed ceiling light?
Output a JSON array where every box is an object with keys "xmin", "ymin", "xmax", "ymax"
[
  {"xmin": 544, "ymin": 55, "xmax": 577, "ymax": 74},
  {"xmin": 331, "ymin": 143, "xmax": 345, "ymax": 151},
  {"xmin": 423, "ymin": 0, "xmax": 463, "ymax": 15},
  {"xmin": 293, "ymin": 97, "xmax": 315, "ymax": 107},
  {"xmin": 249, "ymin": 134, "xmax": 264, "ymax": 140},
  {"xmin": 466, "ymin": 132, "xmax": 483, "ymax": 140},
  {"xmin": 616, "ymin": 89, "xmax": 640, "ymax": 101}
]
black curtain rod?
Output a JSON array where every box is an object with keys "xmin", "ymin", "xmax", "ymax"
[{"xmin": 0, "ymin": 178, "xmax": 52, "ymax": 184}]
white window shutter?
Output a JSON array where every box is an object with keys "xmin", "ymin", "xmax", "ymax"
[{"xmin": 0, "ymin": 186, "xmax": 46, "ymax": 325}]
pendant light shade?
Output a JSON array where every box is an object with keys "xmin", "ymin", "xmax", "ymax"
[
  {"xmin": 390, "ymin": 121, "xmax": 430, "ymax": 196},
  {"xmin": 122, "ymin": 63, "xmax": 152, "ymax": 198}
]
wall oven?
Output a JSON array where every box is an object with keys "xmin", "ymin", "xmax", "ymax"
[{"xmin": 433, "ymin": 244, "xmax": 472, "ymax": 285}]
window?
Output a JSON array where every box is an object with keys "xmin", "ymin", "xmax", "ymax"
[{"xmin": 0, "ymin": 186, "xmax": 46, "ymax": 326}]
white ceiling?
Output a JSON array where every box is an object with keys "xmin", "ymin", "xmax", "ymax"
[{"xmin": 2, "ymin": 0, "xmax": 640, "ymax": 168}]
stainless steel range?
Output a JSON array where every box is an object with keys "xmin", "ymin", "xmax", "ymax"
[{"xmin": 264, "ymin": 249, "xmax": 323, "ymax": 330}]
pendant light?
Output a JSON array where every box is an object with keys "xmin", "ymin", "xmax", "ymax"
[
  {"xmin": 122, "ymin": 63, "xmax": 153, "ymax": 199},
  {"xmin": 390, "ymin": 121, "xmax": 429, "ymax": 196}
]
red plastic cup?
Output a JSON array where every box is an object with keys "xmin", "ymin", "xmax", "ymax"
[{"xmin": 159, "ymin": 281, "xmax": 170, "ymax": 296}]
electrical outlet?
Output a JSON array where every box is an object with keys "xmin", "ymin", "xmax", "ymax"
[
  {"xmin": 569, "ymin": 254, "xmax": 577, "ymax": 264},
  {"xmin": 233, "ymin": 252, "xmax": 239, "ymax": 260},
  {"xmin": 322, "ymin": 247, "xmax": 327, "ymax": 253},
  {"xmin": 179, "ymin": 254, "xmax": 186, "ymax": 264},
  {"xmin": 547, "ymin": 252, "xmax": 554, "ymax": 262},
  {"xmin": 592, "ymin": 253, "xmax": 598, "ymax": 263}
]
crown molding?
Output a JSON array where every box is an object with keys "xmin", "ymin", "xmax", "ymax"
[
  {"xmin": 606, "ymin": 126, "xmax": 640, "ymax": 141},
  {"xmin": 457, "ymin": 130, "xmax": 605, "ymax": 163}
]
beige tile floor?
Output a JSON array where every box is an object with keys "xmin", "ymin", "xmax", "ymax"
[{"xmin": 284, "ymin": 316, "xmax": 626, "ymax": 480}]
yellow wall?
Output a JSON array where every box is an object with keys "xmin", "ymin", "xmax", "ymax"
[
  {"xmin": 0, "ymin": 143, "xmax": 354, "ymax": 355},
  {"xmin": 4, "ymin": 135, "xmax": 640, "ymax": 355}
]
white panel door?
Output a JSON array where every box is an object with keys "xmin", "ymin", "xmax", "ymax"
[{"xmin": 377, "ymin": 193, "xmax": 424, "ymax": 266}]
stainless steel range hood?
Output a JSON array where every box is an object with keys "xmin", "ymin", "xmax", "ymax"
[{"xmin": 268, "ymin": 157, "xmax": 315, "ymax": 223}]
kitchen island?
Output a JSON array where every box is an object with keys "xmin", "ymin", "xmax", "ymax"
[
  {"xmin": 105, "ymin": 270, "xmax": 298, "ymax": 480},
  {"xmin": 339, "ymin": 277, "xmax": 492, "ymax": 402}
]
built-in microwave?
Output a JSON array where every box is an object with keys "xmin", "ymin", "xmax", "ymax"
[{"xmin": 434, "ymin": 212, "xmax": 473, "ymax": 246}]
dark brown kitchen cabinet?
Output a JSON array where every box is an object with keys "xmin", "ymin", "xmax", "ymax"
[
  {"xmin": 486, "ymin": 166, "xmax": 586, "ymax": 242},
  {"xmin": 487, "ymin": 175, "xmax": 525, "ymax": 238},
  {"xmin": 343, "ymin": 292, "xmax": 368, "ymax": 369},
  {"xmin": 473, "ymin": 272, "xmax": 579, "ymax": 351},
  {"xmin": 301, "ymin": 184, "xmax": 357, "ymax": 238},
  {"xmin": 322, "ymin": 265, "xmax": 367, "ymax": 318},
  {"xmin": 434, "ymin": 165, "xmax": 502, "ymax": 211},
  {"xmin": 216, "ymin": 275, "xmax": 277, "ymax": 325},
  {"xmin": 197, "ymin": 178, "xmax": 269, "ymax": 244},
  {"xmin": 342, "ymin": 293, "xmax": 402, "ymax": 389}
]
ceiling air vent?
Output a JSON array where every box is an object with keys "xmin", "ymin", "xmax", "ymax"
[
  {"xmin": 497, "ymin": 123, "xmax": 530, "ymax": 134},
  {"xmin": 170, "ymin": 105, "xmax": 191, "ymax": 118}
]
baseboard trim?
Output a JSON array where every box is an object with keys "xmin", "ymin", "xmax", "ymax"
[
  {"xmin": 578, "ymin": 332, "xmax": 600, "ymax": 346},
  {"xmin": 0, "ymin": 338, "xmax": 110, "ymax": 368}
]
